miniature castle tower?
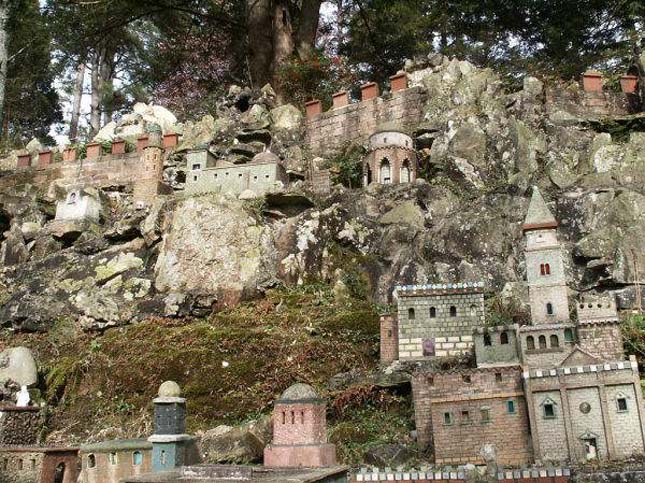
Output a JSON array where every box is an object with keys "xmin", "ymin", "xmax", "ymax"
[
  {"xmin": 264, "ymin": 383, "xmax": 337, "ymax": 468},
  {"xmin": 133, "ymin": 124, "xmax": 166, "ymax": 205},
  {"xmin": 148, "ymin": 381, "xmax": 194, "ymax": 472},
  {"xmin": 523, "ymin": 187, "xmax": 570, "ymax": 324},
  {"xmin": 363, "ymin": 126, "xmax": 417, "ymax": 186}
]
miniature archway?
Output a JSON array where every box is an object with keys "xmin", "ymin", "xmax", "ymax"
[
  {"xmin": 379, "ymin": 158, "xmax": 391, "ymax": 184},
  {"xmin": 400, "ymin": 159, "xmax": 411, "ymax": 183}
]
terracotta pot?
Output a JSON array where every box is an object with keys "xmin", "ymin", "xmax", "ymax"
[
  {"xmin": 305, "ymin": 100, "xmax": 323, "ymax": 119},
  {"xmin": 86, "ymin": 142, "xmax": 101, "ymax": 160},
  {"xmin": 620, "ymin": 75, "xmax": 638, "ymax": 94},
  {"xmin": 582, "ymin": 71, "xmax": 603, "ymax": 92},
  {"xmin": 360, "ymin": 82, "xmax": 379, "ymax": 101},
  {"xmin": 137, "ymin": 135, "xmax": 149, "ymax": 152},
  {"xmin": 63, "ymin": 147, "xmax": 77, "ymax": 162},
  {"xmin": 38, "ymin": 150, "xmax": 53, "ymax": 167},
  {"xmin": 332, "ymin": 91, "xmax": 349, "ymax": 109},
  {"xmin": 111, "ymin": 139, "xmax": 126, "ymax": 155},
  {"xmin": 390, "ymin": 72, "xmax": 408, "ymax": 92},
  {"xmin": 163, "ymin": 133, "xmax": 180, "ymax": 148},
  {"xmin": 17, "ymin": 153, "xmax": 31, "ymax": 168}
]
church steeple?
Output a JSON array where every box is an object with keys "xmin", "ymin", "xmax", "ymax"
[{"xmin": 523, "ymin": 187, "xmax": 570, "ymax": 325}]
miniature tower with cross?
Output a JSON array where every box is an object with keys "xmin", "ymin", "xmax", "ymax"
[{"xmin": 148, "ymin": 381, "xmax": 195, "ymax": 472}]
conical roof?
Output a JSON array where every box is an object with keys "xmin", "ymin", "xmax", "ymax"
[{"xmin": 522, "ymin": 186, "xmax": 558, "ymax": 231}]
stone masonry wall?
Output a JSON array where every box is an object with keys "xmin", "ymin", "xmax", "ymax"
[
  {"xmin": 0, "ymin": 407, "xmax": 41, "ymax": 445},
  {"xmin": 577, "ymin": 323, "xmax": 624, "ymax": 361},
  {"xmin": 0, "ymin": 450, "xmax": 43, "ymax": 483},
  {"xmin": 272, "ymin": 402, "xmax": 326, "ymax": 445},
  {"xmin": 379, "ymin": 314, "xmax": 398, "ymax": 364},
  {"xmin": 397, "ymin": 288, "xmax": 484, "ymax": 360},
  {"xmin": 545, "ymin": 87, "xmax": 634, "ymax": 118},
  {"xmin": 412, "ymin": 366, "xmax": 531, "ymax": 465},
  {"xmin": 474, "ymin": 326, "xmax": 521, "ymax": 366},
  {"xmin": 81, "ymin": 448, "xmax": 153, "ymax": 483},
  {"xmin": 305, "ymin": 87, "xmax": 427, "ymax": 157}
]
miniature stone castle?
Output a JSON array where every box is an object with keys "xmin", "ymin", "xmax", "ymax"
[
  {"xmin": 362, "ymin": 127, "xmax": 418, "ymax": 186},
  {"xmin": 382, "ymin": 186, "xmax": 645, "ymax": 466}
]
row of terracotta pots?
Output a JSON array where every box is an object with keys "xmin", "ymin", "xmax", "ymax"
[
  {"xmin": 17, "ymin": 133, "xmax": 180, "ymax": 168},
  {"xmin": 305, "ymin": 72, "xmax": 409, "ymax": 119},
  {"xmin": 582, "ymin": 71, "xmax": 639, "ymax": 93}
]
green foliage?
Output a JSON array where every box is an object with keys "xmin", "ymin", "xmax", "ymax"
[
  {"xmin": 329, "ymin": 144, "xmax": 366, "ymax": 189},
  {"xmin": 621, "ymin": 313, "xmax": 645, "ymax": 365},
  {"xmin": 485, "ymin": 295, "xmax": 530, "ymax": 326}
]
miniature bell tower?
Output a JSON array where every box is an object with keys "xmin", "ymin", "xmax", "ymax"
[
  {"xmin": 148, "ymin": 381, "xmax": 195, "ymax": 472},
  {"xmin": 133, "ymin": 124, "xmax": 166, "ymax": 205},
  {"xmin": 523, "ymin": 187, "xmax": 570, "ymax": 324}
]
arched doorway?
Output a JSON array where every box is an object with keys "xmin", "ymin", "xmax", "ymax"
[
  {"xmin": 364, "ymin": 164, "xmax": 372, "ymax": 186},
  {"xmin": 379, "ymin": 158, "xmax": 391, "ymax": 184},
  {"xmin": 400, "ymin": 159, "xmax": 411, "ymax": 183},
  {"xmin": 54, "ymin": 462, "xmax": 65, "ymax": 483}
]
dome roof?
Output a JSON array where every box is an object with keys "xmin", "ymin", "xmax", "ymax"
[
  {"xmin": 280, "ymin": 383, "xmax": 319, "ymax": 401},
  {"xmin": 251, "ymin": 151, "xmax": 280, "ymax": 165},
  {"xmin": 158, "ymin": 380, "xmax": 182, "ymax": 398}
]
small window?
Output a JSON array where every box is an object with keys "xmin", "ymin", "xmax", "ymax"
[
  {"xmin": 30, "ymin": 459, "xmax": 36, "ymax": 470},
  {"xmin": 426, "ymin": 375, "xmax": 434, "ymax": 386},
  {"xmin": 2, "ymin": 459, "xmax": 7, "ymax": 471},
  {"xmin": 526, "ymin": 336, "xmax": 535, "ymax": 350},
  {"xmin": 564, "ymin": 328, "xmax": 574, "ymax": 342},
  {"xmin": 214, "ymin": 173, "xmax": 218, "ymax": 178},
  {"xmin": 239, "ymin": 173, "xmax": 243, "ymax": 177},
  {"xmin": 18, "ymin": 459, "xmax": 23, "ymax": 470},
  {"xmin": 387, "ymin": 329, "xmax": 392, "ymax": 337},
  {"xmin": 483, "ymin": 333, "xmax": 492, "ymax": 346},
  {"xmin": 429, "ymin": 306, "xmax": 436, "ymax": 318},
  {"xmin": 495, "ymin": 372, "xmax": 502, "ymax": 383},
  {"xmin": 291, "ymin": 411, "xmax": 295, "ymax": 424},
  {"xmin": 282, "ymin": 411, "xmax": 286, "ymax": 424},
  {"xmin": 192, "ymin": 163, "xmax": 200, "ymax": 170},
  {"xmin": 507, "ymin": 400, "xmax": 516, "ymax": 414},
  {"xmin": 443, "ymin": 412, "xmax": 453, "ymax": 425},
  {"xmin": 408, "ymin": 308, "xmax": 415, "ymax": 320},
  {"xmin": 462, "ymin": 374, "xmax": 471, "ymax": 384},
  {"xmin": 543, "ymin": 403, "xmax": 555, "ymax": 419},
  {"xmin": 87, "ymin": 454, "xmax": 96, "ymax": 469},
  {"xmin": 193, "ymin": 175, "xmax": 197, "ymax": 181},
  {"xmin": 545, "ymin": 263, "xmax": 551, "ymax": 275},
  {"xmin": 540, "ymin": 263, "xmax": 545, "ymax": 275},
  {"xmin": 539, "ymin": 335, "xmax": 547, "ymax": 349},
  {"xmin": 617, "ymin": 398, "xmax": 628, "ymax": 412},
  {"xmin": 160, "ymin": 450, "xmax": 167, "ymax": 465},
  {"xmin": 133, "ymin": 451, "xmax": 143, "ymax": 466},
  {"xmin": 480, "ymin": 408, "xmax": 491, "ymax": 423},
  {"xmin": 301, "ymin": 410, "xmax": 305, "ymax": 424},
  {"xmin": 450, "ymin": 306, "xmax": 457, "ymax": 317},
  {"xmin": 108, "ymin": 453, "xmax": 117, "ymax": 465},
  {"xmin": 470, "ymin": 304, "xmax": 477, "ymax": 316},
  {"xmin": 546, "ymin": 303, "xmax": 554, "ymax": 315},
  {"xmin": 550, "ymin": 334, "xmax": 559, "ymax": 348},
  {"xmin": 461, "ymin": 410, "xmax": 471, "ymax": 424},
  {"xmin": 500, "ymin": 331, "xmax": 509, "ymax": 345}
]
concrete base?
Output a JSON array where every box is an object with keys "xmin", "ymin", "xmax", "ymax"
[{"xmin": 264, "ymin": 443, "xmax": 336, "ymax": 468}]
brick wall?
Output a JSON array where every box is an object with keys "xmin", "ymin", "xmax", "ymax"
[
  {"xmin": 0, "ymin": 448, "xmax": 79, "ymax": 483},
  {"xmin": 474, "ymin": 325, "xmax": 521, "ymax": 367},
  {"xmin": 380, "ymin": 315, "xmax": 398, "ymax": 364},
  {"xmin": 305, "ymin": 87, "xmax": 427, "ymax": 157},
  {"xmin": 272, "ymin": 402, "xmax": 327, "ymax": 445},
  {"xmin": 545, "ymin": 87, "xmax": 633, "ymax": 118},
  {"xmin": 0, "ymin": 450, "xmax": 42, "ymax": 483},
  {"xmin": 397, "ymin": 285, "xmax": 485, "ymax": 360},
  {"xmin": 577, "ymin": 322, "xmax": 624, "ymax": 361},
  {"xmin": 0, "ymin": 406, "xmax": 41, "ymax": 445},
  {"xmin": 412, "ymin": 366, "xmax": 531, "ymax": 465}
]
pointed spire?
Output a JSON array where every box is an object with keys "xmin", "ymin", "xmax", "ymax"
[{"xmin": 522, "ymin": 186, "xmax": 558, "ymax": 231}]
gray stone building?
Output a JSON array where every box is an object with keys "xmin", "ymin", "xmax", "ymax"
[
  {"xmin": 185, "ymin": 150, "xmax": 288, "ymax": 198},
  {"xmin": 54, "ymin": 188, "xmax": 101, "ymax": 223},
  {"xmin": 394, "ymin": 282, "xmax": 485, "ymax": 360}
]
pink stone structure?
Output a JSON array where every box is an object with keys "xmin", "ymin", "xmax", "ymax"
[
  {"xmin": 332, "ymin": 91, "xmax": 349, "ymax": 109},
  {"xmin": 17, "ymin": 152, "xmax": 31, "ymax": 168},
  {"xmin": 582, "ymin": 71, "xmax": 603, "ymax": 92},
  {"xmin": 38, "ymin": 150, "xmax": 52, "ymax": 168},
  {"xmin": 379, "ymin": 314, "xmax": 398, "ymax": 364},
  {"xmin": 163, "ymin": 133, "xmax": 180, "ymax": 149},
  {"xmin": 390, "ymin": 72, "xmax": 408, "ymax": 92},
  {"xmin": 86, "ymin": 142, "xmax": 101, "ymax": 160},
  {"xmin": 620, "ymin": 75, "xmax": 638, "ymax": 94},
  {"xmin": 305, "ymin": 100, "xmax": 323, "ymax": 119},
  {"xmin": 360, "ymin": 82, "xmax": 379, "ymax": 101},
  {"xmin": 264, "ymin": 383, "xmax": 337, "ymax": 468},
  {"xmin": 362, "ymin": 127, "xmax": 417, "ymax": 186},
  {"xmin": 111, "ymin": 139, "xmax": 126, "ymax": 155},
  {"xmin": 63, "ymin": 147, "xmax": 77, "ymax": 163},
  {"xmin": 137, "ymin": 135, "xmax": 149, "ymax": 152}
]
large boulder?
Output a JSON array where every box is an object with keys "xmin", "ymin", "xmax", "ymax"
[
  {"xmin": 154, "ymin": 195, "xmax": 277, "ymax": 309},
  {"xmin": 198, "ymin": 416, "xmax": 271, "ymax": 464},
  {"xmin": 270, "ymin": 104, "xmax": 303, "ymax": 133},
  {"xmin": 0, "ymin": 347, "xmax": 38, "ymax": 387}
]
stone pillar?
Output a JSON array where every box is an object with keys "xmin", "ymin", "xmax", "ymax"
[
  {"xmin": 148, "ymin": 381, "xmax": 195, "ymax": 472},
  {"xmin": 134, "ymin": 125, "xmax": 166, "ymax": 206},
  {"xmin": 380, "ymin": 314, "xmax": 398, "ymax": 364}
]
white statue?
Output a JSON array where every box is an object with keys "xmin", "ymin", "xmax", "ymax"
[{"xmin": 16, "ymin": 385, "xmax": 30, "ymax": 407}]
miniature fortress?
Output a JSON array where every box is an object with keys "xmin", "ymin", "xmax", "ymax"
[{"xmin": 381, "ymin": 186, "xmax": 645, "ymax": 466}]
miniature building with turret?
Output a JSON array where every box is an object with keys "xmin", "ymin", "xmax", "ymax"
[
  {"xmin": 363, "ymin": 128, "xmax": 417, "ymax": 186},
  {"xmin": 404, "ymin": 186, "xmax": 645, "ymax": 466},
  {"xmin": 264, "ymin": 383, "xmax": 337, "ymax": 468}
]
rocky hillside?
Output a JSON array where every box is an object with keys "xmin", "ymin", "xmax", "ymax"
[{"xmin": 0, "ymin": 57, "xmax": 643, "ymax": 454}]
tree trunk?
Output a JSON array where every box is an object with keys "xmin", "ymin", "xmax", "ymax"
[
  {"xmin": 0, "ymin": 1, "xmax": 9, "ymax": 139},
  {"xmin": 100, "ymin": 48, "xmax": 114, "ymax": 126},
  {"xmin": 89, "ymin": 55, "xmax": 101, "ymax": 137},
  {"xmin": 246, "ymin": 0, "xmax": 274, "ymax": 88},
  {"xmin": 69, "ymin": 59, "xmax": 85, "ymax": 142},
  {"xmin": 295, "ymin": 0, "xmax": 321, "ymax": 59},
  {"xmin": 271, "ymin": 0, "xmax": 295, "ymax": 92}
]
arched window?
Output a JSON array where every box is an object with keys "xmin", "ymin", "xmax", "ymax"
[
  {"xmin": 365, "ymin": 164, "xmax": 372, "ymax": 186},
  {"xmin": 160, "ymin": 450, "xmax": 167, "ymax": 466},
  {"xmin": 470, "ymin": 305, "xmax": 477, "ymax": 316},
  {"xmin": 301, "ymin": 410, "xmax": 305, "ymax": 424},
  {"xmin": 133, "ymin": 451, "xmax": 143, "ymax": 466},
  {"xmin": 483, "ymin": 333, "xmax": 492, "ymax": 346},
  {"xmin": 282, "ymin": 411, "xmax": 286, "ymax": 424},
  {"xmin": 539, "ymin": 335, "xmax": 547, "ymax": 349},
  {"xmin": 527, "ymin": 335, "xmax": 535, "ymax": 351},
  {"xmin": 546, "ymin": 303, "xmax": 554, "ymax": 315},
  {"xmin": 54, "ymin": 463, "xmax": 66, "ymax": 483},
  {"xmin": 564, "ymin": 328, "xmax": 574, "ymax": 342},
  {"xmin": 87, "ymin": 455, "xmax": 96, "ymax": 469},
  {"xmin": 291, "ymin": 411, "xmax": 295, "ymax": 424},
  {"xmin": 400, "ymin": 159, "xmax": 411, "ymax": 183},
  {"xmin": 540, "ymin": 264, "xmax": 545, "ymax": 275},
  {"xmin": 429, "ymin": 306, "xmax": 436, "ymax": 318},
  {"xmin": 380, "ymin": 159, "xmax": 391, "ymax": 184},
  {"xmin": 108, "ymin": 453, "xmax": 117, "ymax": 465},
  {"xmin": 545, "ymin": 263, "xmax": 551, "ymax": 275},
  {"xmin": 408, "ymin": 308, "xmax": 415, "ymax": 320},
  {"xmin": 550, "ymin": 334, "xmax": 559, "ymax": 348},
  {"xmin": 500, "ymin": 331, "xmax": 509, "ymax": 345},
  {"xmin": 450, "ymin": 306, "xmax": 457, "ymax": 317}
]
